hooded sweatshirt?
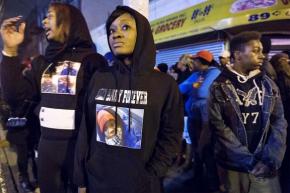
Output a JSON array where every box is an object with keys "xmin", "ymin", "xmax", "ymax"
[
  {"xmin": 222, "ymin": 67, "xmax": 263, "ymax": 153},
  {"xmin": 0, "ymin": 4, "xmax": 107, "ymax": 140},
  {"xmin": 74, "ymin": 6, "xmax": 183, "ymax": 193}
]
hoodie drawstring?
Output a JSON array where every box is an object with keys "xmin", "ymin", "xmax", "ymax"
[
  {"xmin": 112, "ymin": 60, "xmax": 134, "ymax": 135},
  {"xmin": 253, "ymin": 79, "xmax": 263, "ymax": 105}
]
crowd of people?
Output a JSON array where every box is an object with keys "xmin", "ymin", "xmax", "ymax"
[
  {"xmin": 165, "ymin": 32, "xmax": 289, "ymax": 193},
  {"xmin": 0, "ymin": 2, "xmax": 289, "ymax": 193}
]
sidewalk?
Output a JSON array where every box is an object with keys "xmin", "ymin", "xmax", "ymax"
[
  {"xmin": 0, "ymin": 124, "xmax": 17, "ymax": 193},
  {"xmin": 0, "ymin": 125, "xmax": 39, "ymax": 193}
]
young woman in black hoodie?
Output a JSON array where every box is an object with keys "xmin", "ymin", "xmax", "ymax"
[
  {"xmin": 74, "ymin": 6, "xmax": 183, "ymax": 193},
  {"xmin": 0, "ymin": 3, "xmax": 106, "ymax": 193}
]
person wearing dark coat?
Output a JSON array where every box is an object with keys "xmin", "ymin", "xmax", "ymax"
[
  {"xmin": 74, "ymin": 6, "xmax": 183, "ymax": 193},
  {"xmin": 270, "ymin": 53, "xmax": 290, "ymax": 193}
]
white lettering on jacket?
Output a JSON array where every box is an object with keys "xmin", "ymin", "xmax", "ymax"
[{"xmin": 95, "ymin": 89, "xmax": 148, "ymax": 105}]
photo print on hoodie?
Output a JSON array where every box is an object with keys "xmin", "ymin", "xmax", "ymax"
[
  {"xmin": 95, "ymin": 105, "xmax": 144, "ymax": 149},
  {"xmin": 41, "ymin": 60, "xmax": 81, "ymax": 95},
  {"xmin": 95, "ymin": 88, "xmax": 146, "ymax": 149}
]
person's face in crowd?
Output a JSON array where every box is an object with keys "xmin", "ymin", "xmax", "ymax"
[
  {"xmin": 177, "ymin": 61, "xmax": 186, "ymax": 72},
  {"xmin": 278, "ymin": 55, "xmax": 290, "ymax": 72},
  {"xmin": 236, "ymin": 40, "xmax": 265, "ymax": 72},
  {"xmin": 219, "ymin": 57, "xmax": 230, "ymax": 66},
  {"xmin": 193, "ymin": 58, "xmax": 203, "ymax": 71},
  {"xmin": 177, "ymin": 55, "xmax": 194, "ymax": 72},
  {"xmin": 42, "ymin": 7, "xmax": 64, "ymax": 42},
  {"xmin": 109, "ymin": 13, "xmax": 137, "ymax": 58}
]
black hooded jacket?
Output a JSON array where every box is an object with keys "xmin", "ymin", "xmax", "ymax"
[
  {"xmin": 74, "ymin": 6, "xmax": 183, "ymax": 193},
  {"xmin": 0, "ymin": 4, "xmax": 107, "ymax": 140}
]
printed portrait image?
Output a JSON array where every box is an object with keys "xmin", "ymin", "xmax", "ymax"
[
  {"xmin": 41, "ymin": 61, "xmax": 81, "ymax": 95},
  {"xmin": 57, "ymin": 76, "xmax": 77, "ymax": 94},
  {"xmin": 56, "ymin": 61, "xmax": 79, "ymax": 76},
  {"xmin": 41, "ymin": 74, "xmax": 57, "ymax": 93},
  {"xmin": 230, "ymin": 0, "xmax": 276, "ymax": 13},
  {"xmin": 96, "ymin": 104, "xmax": 144, "ymax": 149}
]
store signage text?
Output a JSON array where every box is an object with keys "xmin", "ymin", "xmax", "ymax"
[
  {"xmin": 152, "ymin": 16, "xmax": 186, "ymax": 35},
  {"xmin": 191, "ymin": 4, "xmax": 213, "ymax": 23}
]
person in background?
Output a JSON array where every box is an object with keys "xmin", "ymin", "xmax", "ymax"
[
  {"xmin": 0, "ymin": 3, "xmax": 107, "ymax": 193},
  {"xmin": 174, "ymin": 54, "xmax": 193, "ymax": 84},
  {"xmin": 261, "ymin": 36, "xmax": 277, "ymax": 81},
  {"xmin": 4, "ymin": 58, "xmax": 40, "ymax": 192},
  {"xmin": 156, "ymin": 63, "xmax": 168, "ymax": 73},
  {"xmin": 104, "ymin": 51, "xmax": 114, "ymax": 66},
  {"xmin": 270, "ymin": 53, "xmax": 290, "ymax": 193},
  {"xmin": 74, "ymin": 6, "xmax": 183, "ymax": 193},
  {"xmin": 168, "ymin": 65, "xmax": 178, "ymax": 80},
  {"xmin": 209, "ymin": 31, "xmax": 287, "ymax": 193},
  {"xmin": 172, "ymin": 54, "xmax": 195, "ymax": 172},
  {"xmin": 218, "ymin": 50, "xmax": 231, "ymax": 69},
  {"xmin": 179, "ymin": 50, "xmax": 221, "ymax": 192}
]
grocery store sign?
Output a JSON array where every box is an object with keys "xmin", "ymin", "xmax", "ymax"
[{"xmin": 150, "ymin": 0, "xmax": 290, "ymax": 44}]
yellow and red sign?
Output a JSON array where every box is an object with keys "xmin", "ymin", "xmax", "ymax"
[{"xmin": 150, "ymin": 0, "xmax": 290, "ymax": 44}]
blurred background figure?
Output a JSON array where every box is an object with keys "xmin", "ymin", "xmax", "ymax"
[
  {"xmin": 179, "ymin": 50, "xmax": 221, "ymax": 193},
  {"xmin": 270, "ymin": 53, "xmax": 290, "ymax": 193},
  {"xmin": 218, "ymin": 50, "xmax": 230, "ymax": 69},
  {"xmin": 168, "ymin": 65, "xmax": 178, "ymax": 80},
  {"xmin": 156, "ymin": 62, "xmax": 168, "ymax": 73},
  {"xmin": 4, "ymin": 58, "xmax": 40, "ymax": 193},
  {"xmin": 172, "ymin": 54, "xmax": 194, "ymax": 84},
  {"xmin": 174, "ymin": 54, "xmax": 195, "ymax": 170},
  {"xmin": 261, "ymin": 36, "xmax": 277, "ymax": 81},
  {"xmin": 104, "ymin": 52, "xmax": 114, "ymax": 66}
]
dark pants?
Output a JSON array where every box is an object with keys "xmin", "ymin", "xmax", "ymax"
[
  {"xmin": 14, "ymin": 143, "xmax": 37, "ymax": 181},
  {"xmin": 38, "ymin": 138, "xmax": 77, "ymax": 193},
  {"xmin": 7, "ymin": 127, "xmax": 38, "ymax": 181},
  {"xmin": 187, "ymin": 100, "xmax": 219, "ymax": 191}
]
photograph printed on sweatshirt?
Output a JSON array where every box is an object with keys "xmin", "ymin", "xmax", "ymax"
[
  {"xmin": 96, "ymin": 104, "xmax": 144, "ymax": 149},
  {"xmin": 41, "ymin": 60, "xmax": 81, "ymax": 95}
]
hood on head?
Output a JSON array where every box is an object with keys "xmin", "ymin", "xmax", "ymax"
[
  {"xmin": 45, "ymin": 3, "xmax": 95, "ymax": 62},
  {"xmin": 65, "ymin": 4, "xmax": 95, "ymax": 50},
  {"xmin": 106, "ymin": 6, "xmax": 156, "ymax": 74}
]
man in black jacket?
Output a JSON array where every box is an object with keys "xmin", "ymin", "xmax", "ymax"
[{"xmin": 209, "ymin": 31, "xmax": 287, "ymax": 193}]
